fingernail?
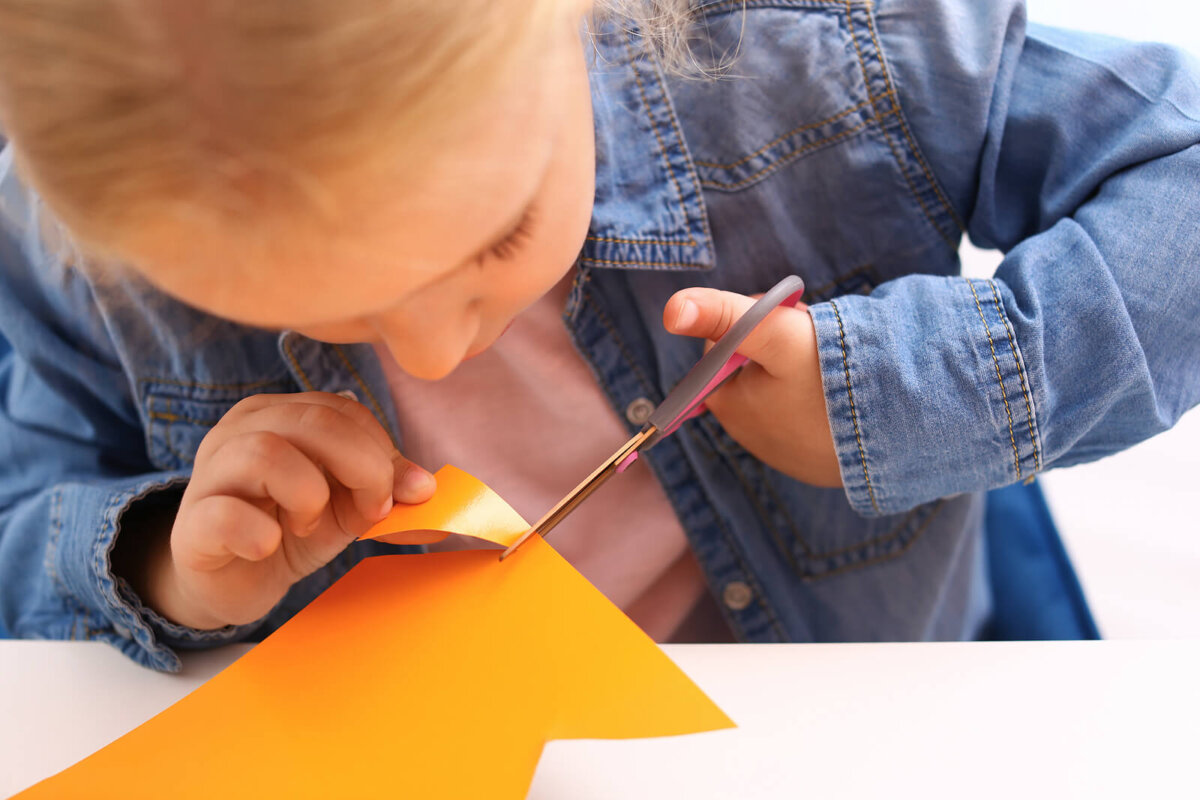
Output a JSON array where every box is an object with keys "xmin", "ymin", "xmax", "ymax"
[
  {"xmin": 673, "ymin": 299, "xmax": 698, "ymax": 331},
  {"xmin": 396, "ymin": 468, "xmax": 435, "ymax": 501},
  {"xmin": 377, "ymin": 496, "xmax": 394, "ymax": 520}
]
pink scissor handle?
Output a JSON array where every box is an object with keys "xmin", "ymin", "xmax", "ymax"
[{"xmin": 640, "ymin": 276, "xmax": 806, "ymax": 453}]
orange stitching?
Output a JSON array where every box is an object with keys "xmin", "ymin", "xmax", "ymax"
[
  {"xmin": 702, "ymin": 419, "xmax": 804, "ymax": 569},
  {"xmin": 749, "ymin": 451, "xmax": 815, "ymax": 559},
  {"xmin": 148, "ymin": 411, "xmax": 222, "ymax": 427},
  {"xmin": 159, "ymin": 397, "xmax": 196, "ymax": 465},
  {"xmin": 804, "ymin": 263, "xmax": 876, "ymax": 299},
  {"xmin": 842, "ymin": 0, "xmax": 878, "ymax": 108},
  {"xmin": 842, "ymin": 1, "xmax": 958, "ymax": 249},
  {"xmin": 988, "ymin": 281, "xmax": 1040, "ymax": 471},
  {"xmin": 585, "ymin": 234, "xmax": 696, "ymax": 246},
  {"xmin": 741, "ymin": 434, "xmax": 930, "ymax": 564},
  {"xmin": 580, "ymin": 257, "xmax": 708, "ymax": 268},
  {"xmin": 876, "ymin": 123, "xmax": 958, "ymax": 249},
  {"xmin": 809, "ymin": 499, "xmax": 938, "ymax": 563},
  {"xmin": 805, "ymin": 499, "xmax": 947, "ymax": 581},
  {"xmin": 699, "ymin": 114, "xmax": 879, "ymax": 190},
  {"xmin": 160, "ymin": 434, "xmax": 195, "ymax": 464},
  {"xmin": 331, "ymin": 344, "xmax": 400, "ymax": 447},
  {"xmin": 280, "ymin": 337, "xmax": 317, "ymax": 391},
  {"xmin": 968, "ymin": 280, "xmax": 1021, "ymax": 480},
  {"xmin": 701, "ymin": 0, "xmax": 858, "ymax": 14},
  {"xmin": 712, "ymin": 412, "xmax": 936, "ymax": 567},
  {"xmin": 582, "ymin": 292, "xmax": 658, "ymax": 394},
  {"xmin": 830, "ymin": 299, "xmax": 881, "ymax": 514},
  {"xmin": 46, "ymin": 489, "xmax": 64, "ymax": 596},
  {"xmin": 694, "ymin": 99, "xmax": 873, "ymax": 169},
  {"xmin": 681, "ymin": 424, "xmax": 788, "ymax": 640},
  {"xmin": 138, "ymin": 376, "xmax": 284, "ymax": 392},
  {"xmin": 622, "ymin": 32, "xmax": 699, "ymax": 248},
  {"xmin": 862, "ymin": 7, "xmax": 964, "ymax": 232},
  {"xmin": 644, "ymin": 34, "xmax": 715, "ymax": 247},
  {"xmin": 805, "ymin": 505, "xmax": 921, "ymax": 560}
]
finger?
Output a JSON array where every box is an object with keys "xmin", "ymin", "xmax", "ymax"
[
  {"xmin": 189, "ymin": 431, "xmax": 331, "ymax": 536},
  {"xmin": 392, "ymin": 454, "xmax": 436, "ymax": 504},
  {"xmin": 327, "ymin": 478, "xmax": 382, "ymax": 539},
  {"xmin": 663, "ymin": 288, "xmax": 810, "ymax": 378},
  {"xmin": 205, "ymin": 391, "xmax": 399, "ymax": 466},
  {"xmin": 701, "ymin": 357, "xmax": 766, "ymax": 418},
  {"xmin": 307, "ymin": 392, "xmax": 398, "ymax": 463},
  {"xmin": 173, "ymin": 495, "xmax": 283, "ymax": 571},
  {"xmin": 200, "ymin": 392, "xmax": 436, "ymax": 512},
  {"xmin": 232, "ymin": 402, "xmax": 399, "ymax": 522},
  {"xmin": 308, "ymin": 397, "xmax": 437, "ymax": 504}
]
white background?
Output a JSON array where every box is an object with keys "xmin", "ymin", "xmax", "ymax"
[{"xmin": 964, "ymin": 1, "xmax": 1200, "ymax": 638}]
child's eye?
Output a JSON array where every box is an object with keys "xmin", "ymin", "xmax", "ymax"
[{"xmin": 484, "ymin": 208, "xmax": 537, "ymax": 263}]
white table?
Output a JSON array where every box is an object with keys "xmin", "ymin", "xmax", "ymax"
[{"xmin": 3, "ymin": 641, "xmax": 1198, "ymax": 799}]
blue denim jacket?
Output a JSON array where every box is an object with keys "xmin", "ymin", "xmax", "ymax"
[{"xmin": 2, "ymin": 0, "xmax": 1198, "ymax": 671}]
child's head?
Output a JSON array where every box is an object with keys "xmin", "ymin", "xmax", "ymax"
[{"xmin": 0, "ymin": 0, "xmax": 631, "ymax": 379}]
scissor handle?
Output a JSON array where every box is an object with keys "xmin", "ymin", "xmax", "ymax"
[{"xmin": 642, "ymin": 275, "xmax": 805, "ymax": 449}]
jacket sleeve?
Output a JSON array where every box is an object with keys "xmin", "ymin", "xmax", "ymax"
[
  {"xmin": 808, "ymin": 0, "xmax": 1200, "ymax": 516},
  {"xmin": 0, "ymin": 151, "xmax": 259, "ymax": 670}
]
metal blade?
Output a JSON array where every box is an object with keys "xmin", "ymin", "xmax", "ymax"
[{"xmin": 498, "ymin": 426, "xmax": 656, "ymax": 560}]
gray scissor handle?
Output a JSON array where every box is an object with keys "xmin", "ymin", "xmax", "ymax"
[{"xmin": 643, "ymin": 275, "xmax": 806, "ymax": 448}]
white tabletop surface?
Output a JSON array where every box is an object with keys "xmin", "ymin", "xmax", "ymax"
[{"xmin": 3, "ymin": 640, "xmax": 1198, "ymax": 799}]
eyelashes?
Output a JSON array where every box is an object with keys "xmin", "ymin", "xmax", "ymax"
[{"xmin": 484, "ymin": 208, "xmax": 537, "ymax": 263}]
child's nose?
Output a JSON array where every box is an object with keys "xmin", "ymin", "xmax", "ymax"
[{"xmin": 377, "ymin": 331, "xmax": 470, "ymax": 381}]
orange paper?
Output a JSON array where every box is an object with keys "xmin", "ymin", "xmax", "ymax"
[
  {"xmin": 360, "ymin": 464, "xmax": 529, "ymax": 547},
  {"xmin": 19, "ymin": 467, "xmax": 732, "ymax": 799}
]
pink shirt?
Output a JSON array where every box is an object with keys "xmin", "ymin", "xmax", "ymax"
[{"xmin": 374, "ymin": 274, "xmax": 732, "ymax": 642}]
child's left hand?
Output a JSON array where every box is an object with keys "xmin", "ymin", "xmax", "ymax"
[{"xmin": 663, "ymin": 288, "xmax": 843, "ymax": 488}]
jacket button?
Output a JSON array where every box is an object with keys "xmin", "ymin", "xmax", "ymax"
[
  {"xmin": 336, "ymin": 390, "xmax": 360, "ymax": 402},
  {"xmin": 722, "ymin": 581, "xmax": 754, "ymax": 611},
  {"xmin": 625, "ymin": 397, "xmax": 655, "ymax": 425}
]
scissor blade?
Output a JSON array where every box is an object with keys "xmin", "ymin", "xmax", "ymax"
[{"xmin": 498, "ymin": 426, "xmax": 656, "ymax": 560}]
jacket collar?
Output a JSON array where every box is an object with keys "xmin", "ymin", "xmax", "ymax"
[{"xmin": 580, "ymin": 26, "xmax": 715, "ymax": 272}]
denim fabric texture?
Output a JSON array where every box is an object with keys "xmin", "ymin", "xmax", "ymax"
[{"xmin": 1, "ymin": 0, "xmax": 1197, "ymax": 670}]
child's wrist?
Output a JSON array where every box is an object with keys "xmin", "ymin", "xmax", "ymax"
[
  {"xmin": 113, "ymin": 493, "xmax": 224, "ymax": 630},
  {"xmin": 149, "ymin": 538, "xmax": 229, "ymax": 630}
]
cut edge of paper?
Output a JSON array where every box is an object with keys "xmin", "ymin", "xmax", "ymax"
[{"xmin": 359, "ymin": 464, "xmax": 530, "ymax": 547}]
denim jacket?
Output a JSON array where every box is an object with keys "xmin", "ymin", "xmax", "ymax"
[{"xmin": 2, "ymin": 0, "xmax": 1198, "ymax": 671}]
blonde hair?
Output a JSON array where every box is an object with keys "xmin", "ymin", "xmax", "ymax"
[{"xmin": 0, "ymin": 0, "xmax": 700, "ymax": 256}]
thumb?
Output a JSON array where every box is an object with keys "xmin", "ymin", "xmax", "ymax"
[
  {"xmin": 391, "ymin": 454, "xmax": 437, "ymax": 505},
  {"xmin": 663, "ymin": 287, "xmax": 809, "ymax": 377}
]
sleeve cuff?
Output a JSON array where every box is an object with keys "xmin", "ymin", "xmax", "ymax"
[
  {"xmin": 48, "ymin": 473, "xmax": 264, "ymax": 672},
  {"xmin": 809, "ymin": 275, "xmax": 1043, "ymax": 517}
]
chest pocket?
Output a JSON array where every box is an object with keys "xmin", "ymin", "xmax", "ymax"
[
  {"xmin": 672, "ymin": 3, "xmax": 874, "ymax": 191},
  {"xmin": 668, "ymin": 2, "xmax": 962, "ymax": 281},
  {"xmin": 141, "ymin": 377, "xmax": 295, "ymax": 471},
  {"xmin": 695, "ymin": 413, "xmax": 946, "ymax": 580}
]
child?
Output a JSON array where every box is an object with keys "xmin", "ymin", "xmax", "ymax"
[{"xmin": 0, "ymin": 0, "xmax": 1197, "ymax": 670}]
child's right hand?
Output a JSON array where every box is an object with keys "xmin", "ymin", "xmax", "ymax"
[{"xmin": 145, "ymin": 392, "xmax": 435, "ymax": 630}]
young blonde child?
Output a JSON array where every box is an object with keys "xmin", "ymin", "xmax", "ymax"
[{"xmin": 0, "ymin": 0, "xmax": 1196, "ymax": 669}]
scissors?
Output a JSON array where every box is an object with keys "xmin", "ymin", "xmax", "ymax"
[{"xmin": 499, "ymin": 274, "xmax": 805, "ymax": 560}]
